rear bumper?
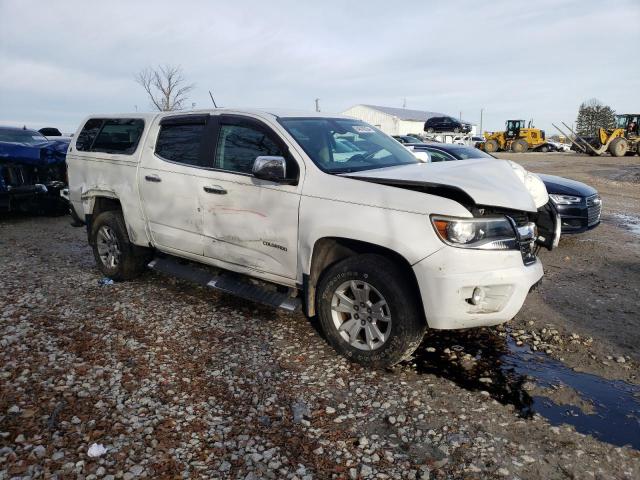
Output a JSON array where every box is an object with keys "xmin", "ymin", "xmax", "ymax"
[{"xmin": 413, "ymin": 248, "xmax": 543, "ymax": 330}]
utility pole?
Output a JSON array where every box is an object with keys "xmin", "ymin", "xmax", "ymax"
[
  {"xmin": 480, "ymin": 108, "xmax": 483, "ymax": 135},
  {"xmin": 459, "ymin": 111, "xmax": 462, "ymax": 121},
  {"xmin": 402, "ymin": 98, "xmax": 407, "ymax": 108},
  {"xmin": 315, "ymin": 98, "xmax": 320, "ymax": 112}
]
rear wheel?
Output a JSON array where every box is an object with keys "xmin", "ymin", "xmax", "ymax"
[
  {"xmin": 539, "ymin": 145, "xmax": 549, "ymax": 153},
  {"xmin": 609, "ymin": 137, "xmax": 628, "ymax": 157},
  {"xmin": 427, "ymin": 127, "xmax": 435, "ymax": 133},
  {"xmin": 512, "ymin": 139, "xmax": 529, "ymax": 153},
  {"xmin": 453, "ymin": 127, "xmax": 460, "ymax": 133},
  {"xmin": 484, "ymin": 139, "xmax": 499, "ymax": 153},
  {"xmin": 90, "ymin": 211, "xmax": 151, "ymax": 281},
  {"xmin": 317, "ymin": 254, "xmax": 426, "ymax": 368}
]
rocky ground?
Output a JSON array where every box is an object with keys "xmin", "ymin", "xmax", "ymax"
[{"xmin": 1, "ymin": 152, "xmax": 640, "ymax": 479}]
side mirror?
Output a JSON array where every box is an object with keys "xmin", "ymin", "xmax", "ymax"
[{"xmin": 253, "ymin": 156, "xmax": 287, "ymax": 182}]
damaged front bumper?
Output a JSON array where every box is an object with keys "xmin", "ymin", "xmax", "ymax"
[
  {"xmin": 416, "ymin": 201, "xmax": 559, "ymax": 330},
  {"xmin": 414, "ymin": 247, "xmax": 543, "ymax": 330}
]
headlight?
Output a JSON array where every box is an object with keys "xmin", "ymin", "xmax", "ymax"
[
  {"xmin": 549, "ymin": 194, "xmax": 582, "ymax": 205},
  {"xmin": 431, "ymin": 216, "xmax": 518, "ymax": 250},
  {"xmin": 507, "ymin": 161, "xmax": 549, "ymax": 208}
]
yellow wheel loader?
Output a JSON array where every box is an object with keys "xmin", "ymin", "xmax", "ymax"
[
  {"xmin": 553, "ymin": 114, "xmax": 640, "ymax": 157},
  {"xmin": 595, "ymin": 114, "xmax": 639, "ymax": 157},
  {"xmin": 483, "ymin": 120, "xmax": 548, "ymax": 153}
]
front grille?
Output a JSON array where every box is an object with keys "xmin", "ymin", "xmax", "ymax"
[
  {"xmin": 478, "ymin": 208, "xmax": 537, "ymax": 265},
  {"xmin": 586, "ymin": 194, "xmax": 602, "ymax": 226},
  {"xmin": 506, "ymin": 215, "xmax": 537, "ymax": 266}
]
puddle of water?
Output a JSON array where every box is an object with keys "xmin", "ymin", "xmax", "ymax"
[
  {"xmin": 612, "ymin": 213, "xmax": 640, "ymax": 236},
  {"xmin": 407, "ymin": 329, "xmax": 640, "ymax": 450}
]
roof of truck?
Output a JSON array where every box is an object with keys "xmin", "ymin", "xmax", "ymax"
[{"xmin": 82, "ymin": 109, "xmax": 350, "ymax": 121}]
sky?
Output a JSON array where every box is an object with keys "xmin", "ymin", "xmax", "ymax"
[{"xmin": 1, "ymin": 0, "xmax": 639, "ymax": 134}]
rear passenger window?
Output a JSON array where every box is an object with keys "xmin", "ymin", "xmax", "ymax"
[
  {"xmin": 155, "ymin": 123, "xmax": 207, "ymax": 167},
  {"xmin": 91, "ymin": 119, "xmax": 145, "ymax": 154},
  {"xmin": 76, "ymin": 119, "xmax": 103, "ymax": 151},
  {"xmin": 214, "ymin": 124, "xmax": 284, "ymax": 174}
]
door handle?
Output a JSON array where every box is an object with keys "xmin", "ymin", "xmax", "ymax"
[
  {"xmin": 203, "ymin": 185, "xmax": 227, "ymax": 195},
  {"xmin": 144, "ymin": 174, "xmax": 161, "ymax": 183}
]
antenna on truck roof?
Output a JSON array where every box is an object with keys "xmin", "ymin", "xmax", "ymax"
[{"xmin": 209, "ymin": 91, "xmax": 218, "ymax": 108}]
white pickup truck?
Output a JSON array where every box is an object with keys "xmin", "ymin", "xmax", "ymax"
[{"xmin": 67, "ymin": 109, "xmax": 559, "ymax": 367}]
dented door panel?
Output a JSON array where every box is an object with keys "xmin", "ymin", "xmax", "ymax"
[{"xmin": 197, "ymin": 172, "xmax": 300, "ymax": 279}]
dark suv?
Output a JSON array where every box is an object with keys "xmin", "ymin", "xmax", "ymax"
[{"xmin": 424, "ymin": 116, "xmax": 471, "ymax": 133}]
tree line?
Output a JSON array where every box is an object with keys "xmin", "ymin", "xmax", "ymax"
[{"xmin": 575, "ymin": 99, "xmax": 616, "ymax": 136}]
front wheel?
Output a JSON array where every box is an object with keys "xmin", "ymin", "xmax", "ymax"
[
  {"xmin": 316, "ymin": 254, "xmax": 426, "ymax": 368},
  {"xmin": 91, "ymin": 211, "xmax": 151, "ymax": 281},
  {"xmin": 609, "ymin": 137, "xmax": 628, "ymax": 157},
  {"xmin": 512, "ymin": 139, "xmax": 529, "ymax": 153},
  {"xmin": 484, "ymin": 139, "xmax": 499, "ymax": 152}
]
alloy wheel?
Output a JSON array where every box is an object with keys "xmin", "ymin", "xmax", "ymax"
[
  {"xmin": 330, "ymin": 280, "xmax": 392, "ymax": 351},
  {"xmin": 96, "ymin": 225, "xmax": 121, "ymax": 269}
]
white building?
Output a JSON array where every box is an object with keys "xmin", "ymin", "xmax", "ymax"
[{"xmin": 341, "ymin": 104, "xmax": 476, "ymax": 136}]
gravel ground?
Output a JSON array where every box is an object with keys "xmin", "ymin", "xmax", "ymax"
[{"xmin": 2, "ymin": 152, "xmax": 640, "ymax": 479}]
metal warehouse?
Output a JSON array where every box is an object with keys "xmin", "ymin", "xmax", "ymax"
[{"xmin": 341, "ymin": 104, "xmax": 476, "ymax": 136}]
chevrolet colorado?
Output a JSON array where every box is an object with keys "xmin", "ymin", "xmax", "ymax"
[{"xmin": 67, "ymin": 110, "xmax": 559, "ymax": 367}]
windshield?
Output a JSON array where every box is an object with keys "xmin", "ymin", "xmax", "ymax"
[
  {"xmin": 279, "ymin": 118, "xmax": 420, "ymax": 173},
  {"xmin": 0, "ymin": 128, "xmax": 48, "ymax": 145},
  {"xmin": 446, "ymin": 146, "xmax": 493, "ymax": 160}
]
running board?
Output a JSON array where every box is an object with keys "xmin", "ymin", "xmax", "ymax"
[{"xmin": 147, "ymin": 257, "xmax": 301, "ymax": 312}]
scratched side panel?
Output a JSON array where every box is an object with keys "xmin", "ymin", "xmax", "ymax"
[{"xmin": 198, "ymin": 174, "xmax": 301, "ymax": 280}]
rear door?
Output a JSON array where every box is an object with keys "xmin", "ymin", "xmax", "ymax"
[
  {"xmin": 138, "ymin": 114, "xmax": 214, "ymax": 255},
  {"xmin": 196, "ymin": 115, "xmax": 302, "ymax": 280}
]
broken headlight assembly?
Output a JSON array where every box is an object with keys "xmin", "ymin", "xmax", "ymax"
[{"xmin": 431, "ymin": 216, "xmax": 521, "ymax": 250}]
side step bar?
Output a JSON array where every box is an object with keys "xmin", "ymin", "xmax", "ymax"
[{"xmin": 147, "ymin": 256, "xmax": 301, "ymax": 312}]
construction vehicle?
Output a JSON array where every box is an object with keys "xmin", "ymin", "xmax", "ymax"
[
  {"xmin": 483, "ymin": 120, "xmax": 548, "ymax": 153},
  {"xmin": 553, "ymin": 114, "xmax": 640, "ymax": 157}
]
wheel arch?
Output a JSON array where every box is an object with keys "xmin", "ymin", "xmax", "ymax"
[
  {"xmin": 303, "ymin": 237, "xmax": 425, "ymax": 320},
  {"xmin": 84, "ymin": 193, "xmax": 124, "ymax": 244}
]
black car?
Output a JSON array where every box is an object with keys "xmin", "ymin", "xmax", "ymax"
[
  {"xmin": 424, "ymin": 116, "xmax": 471, "ymax": 134},
  {"xmin": 392, "ymin": 135, "xmax": 424, "ymax": 144},
  {"xmin": 412, "ymin": 143, "xmax": 601, "ymax": 234}
]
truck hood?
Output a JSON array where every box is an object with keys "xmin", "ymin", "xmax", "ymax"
[{"xmin": 342, "ymin": 158, "xmax": 547, "ymax": 213}]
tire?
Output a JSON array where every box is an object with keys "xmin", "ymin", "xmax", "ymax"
[
  {"xmin": 90, "ymin": 210, "xmax": 151, "ymax": 281},
  {"xmin": 512, "ymin": 139, "xmax": 528, "ymax": 153},
  {"xmin": 485, "ymin": 139, "xmax": 499, "ymax": 153},
  {"xmin": 316, "ymin": 254, "xmax": 426, "ymax": 368},
  {"xmin": 608, "ymin": 137, "xmax": 628, "ymax": 157},
  {"xmin": 540, "ymin": 145, "xmax": 549, "ymax": 153},
  {"xmin": 427, "ymin": 127, "xmax": 435, "ymax": 133},
  {"xmin": 453, "ymin": 127, "xmax": 460, "ymax": 133}
]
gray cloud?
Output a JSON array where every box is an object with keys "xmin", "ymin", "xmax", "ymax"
[{"xmin": 1, "ymin": 0, "xmax": 638, "ymax": 134}]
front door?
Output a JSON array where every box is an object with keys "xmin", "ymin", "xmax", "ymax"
[{"xmin": 198, "ymin": 115, "xmax": 301, "ymax": 280}]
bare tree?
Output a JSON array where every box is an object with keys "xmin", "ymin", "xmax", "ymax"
[{"xmin": 135, "ymin": 65, "xmax": 195, "ymax": 111}]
